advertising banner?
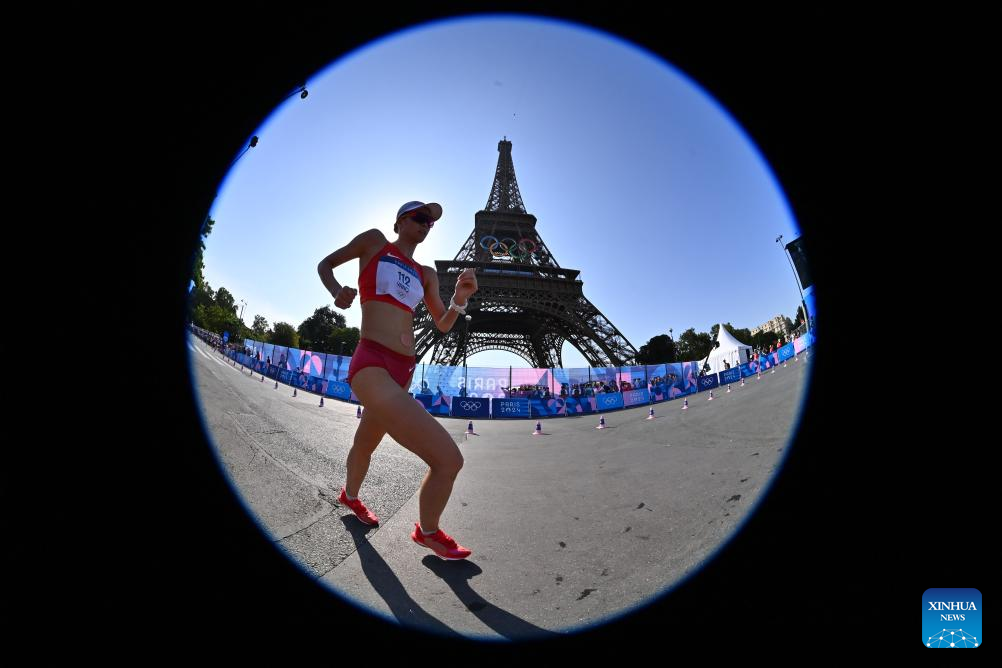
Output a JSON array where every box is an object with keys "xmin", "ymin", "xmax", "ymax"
[
  {"xmin": 414, "ymin": 391, "xmax": 452, "ymax": 416},
  {"xmin": 622, "ymin": 388, "xmax": 650, "ymax": 407},
  {"xmin": 493, "ymin": 398, "xmax": 530, "ymax": 418},
  {"xmin": 697, "ymin": 373, "xmax": 719, "ymax": 392},
  {"xmin": 290, "ymin": 371, "xmax": 309, "ymax": 389},
  {"xmin": 451, "ymin": 397, "xmax": 491, "ymax": 418},
  {"xmin": 595, "ymin": 392, "xmax": 624, "ymax": 412},
  {"xmin": 719, "ymin": 367, "xmax": 741, "ymax": 385},
  {"xmin": 563, "ymin": 396, "xmax": 597, "ymax": 415},
  {"xmin": 306, "ymin": 376, "xmax": 326, "ymax": 395},
  {"xmin": 324, "ymin": 380, "xmax": 351, "ymax": 401},
  {"xmin": 530, "ymin": 397, "xmax": 565, "ymax": 417},
  {"xmin": 777, "ymin": 343, "xmax": 795, "ymax": 362}
]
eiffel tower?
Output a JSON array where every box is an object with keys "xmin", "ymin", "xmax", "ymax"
[{"xmin": 413, "ymin": 138, "xmax": 639, "ymax": 368}]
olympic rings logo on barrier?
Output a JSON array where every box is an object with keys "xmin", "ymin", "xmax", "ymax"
[
  {"xmin": 479, "ymin": 235, "xmax": 537, "ymax": 261},
  {"xmin": 459, "ymin": 401, "xmax": 483, "ymax": 410}
]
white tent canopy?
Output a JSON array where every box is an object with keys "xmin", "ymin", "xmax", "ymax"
[{"xmin": 707, "ymin": 324, "xmax": 753, "ymax": 374}]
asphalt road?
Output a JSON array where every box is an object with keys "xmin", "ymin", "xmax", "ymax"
[{"xmin": 189, "ymin": 334, "xmax": 812, "ymax": 641}]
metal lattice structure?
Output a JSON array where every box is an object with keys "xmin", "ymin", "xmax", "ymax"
[{"xmin": 413, "ymin": 138, "xmax": 639, "ymax": 368}]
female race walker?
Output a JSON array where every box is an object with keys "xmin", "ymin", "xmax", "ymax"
[{"xmin": 317, "ymin": 201, "xmax": 478, "ymax": 560}]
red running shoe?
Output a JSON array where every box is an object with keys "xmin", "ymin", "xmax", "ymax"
[
  {"xmin": 411, "ymin": 523, "xmax": 472, "ymax": 560},
  {"xmin": 339, "ymin": 488, "xmax": 379, "ymax": 525}
]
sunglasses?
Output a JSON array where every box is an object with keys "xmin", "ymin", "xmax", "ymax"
[{"xmin": 407, "ymin": 212, "xmax": 435, "ymax": 227}]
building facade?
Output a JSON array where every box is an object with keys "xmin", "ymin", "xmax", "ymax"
[{"xmin": 750, "ymin": 315, "xmax": 790, "ymax": 339}]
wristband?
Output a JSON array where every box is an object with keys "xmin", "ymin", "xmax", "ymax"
[{"xmin": 449, "ymin": 296, "xmax": 468, "ymax": 314}]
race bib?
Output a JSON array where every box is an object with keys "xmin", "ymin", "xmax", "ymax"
[{"xmin": 375, "ymin": 255, "xmax": 423, "ymax": 309}]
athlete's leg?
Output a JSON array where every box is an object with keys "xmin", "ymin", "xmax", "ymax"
[
  {"xmin": 345, "ymin": 408, "xmax": 387, "ymax": 498},
  {"xmin": 350, "ymin": 366, "xmax": 463, "ymax": 533}
]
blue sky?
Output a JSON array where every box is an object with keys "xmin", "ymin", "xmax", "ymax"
[{"xmin": 202, "ymin": 14, "xmax": 806, "ymax": 369}]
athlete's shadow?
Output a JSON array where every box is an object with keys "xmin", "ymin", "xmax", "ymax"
[
  {"xmin": 420, "ymin": 556, "xmax": 562, "ymax": 641},
  {"xmin": 340, "ymin": 517, "xmax": 462, "ymax": 639}
]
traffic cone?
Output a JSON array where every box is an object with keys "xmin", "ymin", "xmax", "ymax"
[
  {"xmin": 356, "ymin": 405, "xmax": 362, "ymax": 419},
  {"xmin": 274, "ymin": 378, "xmax": 279, "ymax": 389},
  {"xmin": 532, "ymin": 420, "xmax": 542, "ymax": 435},
  {"xmin": 261, "ymin": 373, "xmax": 264, "ymax": 382},
  {"xmin": 596, "ymin": 416, "xmax": 606, "ymax": 429},
  {"xmin": 708, "ymin": 390, "xmax": 714, "ymax": 401},
  {"xmin": 319, "ymin": 396, "xmax": 324, "ymax": 407},
  {"xmin": 293, "ymin": 387, "xmax": 297, "ymax": 397},
  {"xmin": 757, "ymin": 371, "xmax": 761, "ymax": 380},
  {"xmin": 740, "ymin": 377, "xmax": 745, "ymax": 387},
  {"xmin": 646, "ymin": 406, "xmax": 655, "ymax": 420},
  {"xmin": 727, "ymin": 384, "xmax": 731, "ymax": 393},
  {"xmin": 682, "ymin": 398, "xmax": 688, "ymax": 410},
  {"xmin": 466, "ymin": 421, "xmax": 477, "ymax": 436}
]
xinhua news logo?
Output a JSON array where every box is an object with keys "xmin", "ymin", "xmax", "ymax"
[{"xmin": 923, "ymin": 588, "xmax": 982, "ymax": 648}]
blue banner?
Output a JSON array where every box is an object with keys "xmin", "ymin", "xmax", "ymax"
[
  {"xmin": 719, "ymin": 367, "xmax": 741, "ymax": 385},
  {"xmin": 265, "ymin": 363, "xmax": 279, "ymax": 379},
  {"xmin": 777, "ymin": 343, "xmax": 795, "ymax": 362},
  {"xmin": 697, "ymin": 374, "xmax": 719, "ymax": 392},
  {"xmin": 325, "ymin": 354, "xmax": 350, "ymax": 381},
  {"xmin": 307, "ymin": 376, "xmax": 326, "ymax": 394},
  {"xmin": 563, "ymin": 396, "xmax": 597, "ymax": 414},
  {"xmin": 414, "ymin": 391, "xmax": 451, "ymax": 416},
  {"xmin": 595, "ymin": 392, "xmax": 624, "ymax": 412},
  {"xmin": 451, "ymin": 397, "xmax": 491, "ymax": 418},
  {"xmin": 493, "ymin": 398, "xmax": 530, "ymax": 418},
  {"xmin": 530, "ymin": 397, "xmax": 565, "ymax": 417},
  {"xmin": 622, "ymin": 388, "xmax": 650, "ymax": 407},
  {"xmin": 324, "ymin": 380, "xmax": 351, "ymax": 400},
  {"xmin": 291, "ymin": 371, "xmax": 311, "ymax": 389}
]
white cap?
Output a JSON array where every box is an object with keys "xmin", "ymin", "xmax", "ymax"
[{"xmin": 396, "ymin": 201, "xmax": 443, "ymax": 221}]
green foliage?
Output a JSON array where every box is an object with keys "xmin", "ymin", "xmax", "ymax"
[
  {"xmin": 252, "ymin": 315, "xmax": 270, "ymax": 338},
  {"xmin": 297, "ymin": 306, "xmax": 347, "ymax": 353},
  {"xmin": 214, "ymin": 287, "xmax": 237, "ymax": 314},
  {"xmin": 676, "ymin": 327, "xmax": 714, "ymax": 362},
  {"xmin": 325, "ymin": 326, "xmax": 360, "ymax": 355},
  {"xmin": 270, "ymin": 322, "xmax": 299, "ymax": 347},
  {"xmin": 191, "ymin": 217, "xmax": 214, "ymax": 292},
  {"xmin": 636, "ymin": 334, "xmax": 675, "ymax": 364}
]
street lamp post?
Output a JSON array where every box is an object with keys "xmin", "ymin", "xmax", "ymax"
[{"xmin": 239, "ymin": 299, "xmax": 247, "ymax": 322}]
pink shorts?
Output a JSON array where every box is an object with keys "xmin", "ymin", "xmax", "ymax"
[{"xmin": 347, "ymin": 338, "xmax": 416, "ymax": 389}]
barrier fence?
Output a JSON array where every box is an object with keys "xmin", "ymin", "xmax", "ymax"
[{"xmin": 190, "ymin": 325, "xmax": 815, "ymax": 419}]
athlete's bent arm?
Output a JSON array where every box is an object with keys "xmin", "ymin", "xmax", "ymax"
[
  {"xmin": 423, "ymin": 267, "xmax": 478, "ymax": 333},
  {"xmin": 318, "ymin": 228, "xmax": 385, "ymax": 307}
]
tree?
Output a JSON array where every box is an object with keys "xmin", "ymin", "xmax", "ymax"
[
  {"xmin": 676, "ymin": 328, "xmax": 713, "ymax": 363},
  {"xmin": 270, "ymin": 322, "xmax": 299, "ymax": 347},
  {"xmin": 325, "ymin": 326, "xmax": 360, "ymax": 356},
  {"xmin": 298, "ymin": 306, "xmax": 347, "ymax": 353},
  {"xmin": 252, "ymin": 315, "xmax": 269, "ymax": 338},
  {"xmin": 191, "ymin": 216, "xmax": 214, "ymax": 293},
  {"xmin": 215, "ymin": 287, "xmax": 237, "ymax": 315},
  {"xmin": 201, "ymin": 303, "xmax": 241, "ymax": 336},
  {"xmin": 636, "ymin": 334, "xmax": 676, "ymax": 364}
]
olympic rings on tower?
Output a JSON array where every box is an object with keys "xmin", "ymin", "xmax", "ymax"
[{"xmin": 478, "ymin": 235, "xmax": 538, "ymax": 261}]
